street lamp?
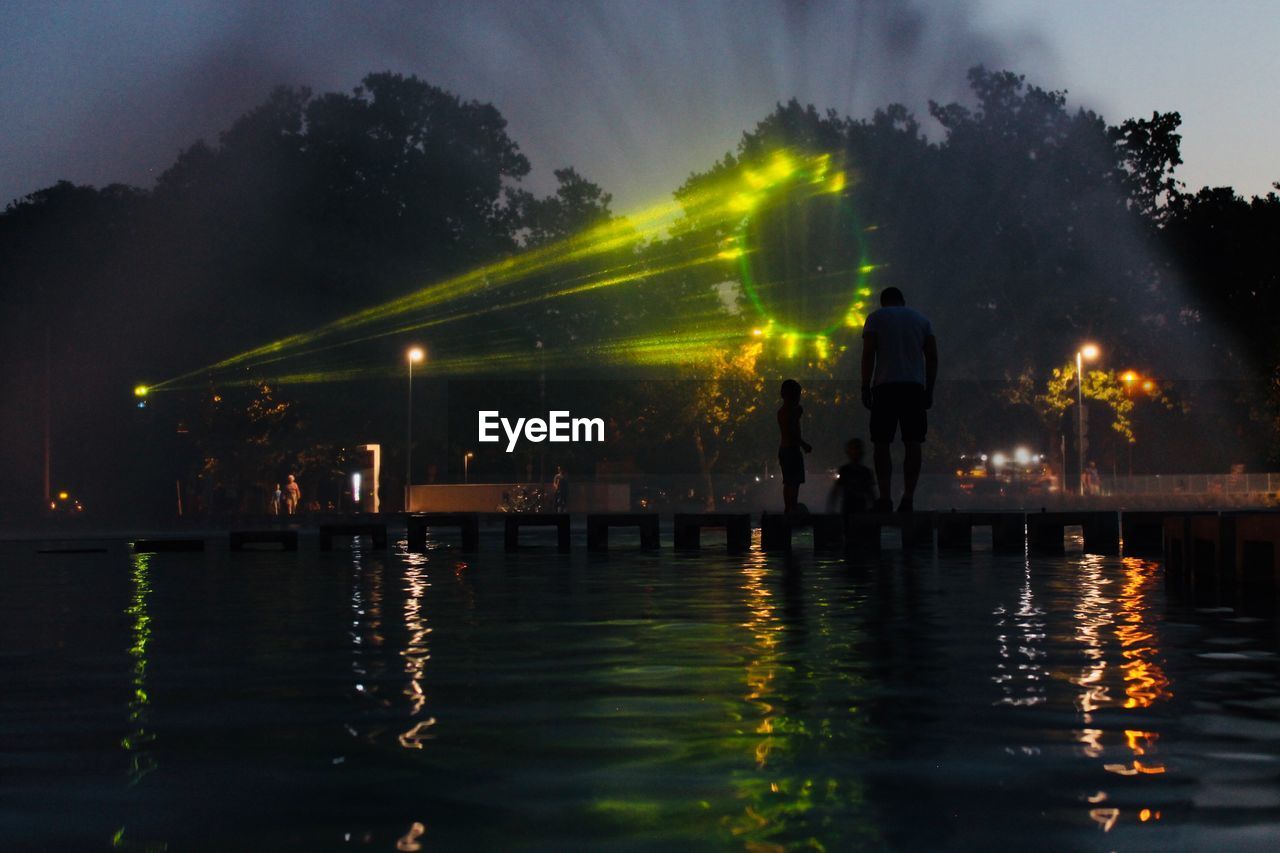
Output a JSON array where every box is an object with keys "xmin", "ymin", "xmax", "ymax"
[
  {"xmin": 405, "ymin": 347, "xmax": 425, "ymax": 511},
  {"xmin": 464, "ymin": 451, "xmax": 475, "ymax": 484},
  {"xmin": 1076, "ymin": 343, "xmax": 1100, "ymax": 496}
]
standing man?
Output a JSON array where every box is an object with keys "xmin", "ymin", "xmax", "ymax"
[
  {"xmin": 861, "ymin": 287, "xmax": 938, "ymax": 513},
  {"xmin": 284, "ymin": 474, "xmax": 301, "ymax": 516}
]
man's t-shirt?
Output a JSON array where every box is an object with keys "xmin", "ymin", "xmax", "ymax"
[{"xmin": 863, "ymin": 306, "xmax": 934, "ymax": 387}]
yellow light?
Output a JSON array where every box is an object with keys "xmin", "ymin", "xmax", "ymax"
[
  {"xmin": 717, "ymin": 247, "xmax": 743, "ymax": 260},
  {"xmin": 58, "ymin": 491, "xmax": 69, "ymax": 500},
  {"xmin": 1142, "ymin": 380, "xmax": 1155, "ymax": 392},
  {"xmin": 751, "ymin": 328, "xmax": 763, "ymax": 337},
  {"xmin": 1080, "ymin": 344, "xmax": 1100, "ymax": 361},
  {"xmin": 133, "ymin": 385, "xmax": 148, "ymax": 398},
  {"xmin": 730, "ymin": 193, "xmax": 757, "ymax": 213},
  {"xmin": 407, "ymin": 347, "xmax": 425, "ymax": 364},
  {"xmin": 767, "ymin": 153, "xmax": 794, "ymax": 180},
  {"xmin": 828, "ymin": 172, "xmax": 846, "ymax": 193}
]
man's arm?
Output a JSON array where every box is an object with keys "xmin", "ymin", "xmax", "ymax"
[
  {"xmin": 923, "ymin": 334, "xmax": 938, "ymax": 407},
  {"xmin": 861, "ymin": 332, "xmax": 876, "ymax": 409},
  {"xmin": 861, "ymin": 333, "xmax": 876, "ymax": 387}
]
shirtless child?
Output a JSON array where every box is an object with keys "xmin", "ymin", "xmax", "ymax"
[{"xmin": 777, "ymin": 379, "xmax": 813, "ymax": 514}]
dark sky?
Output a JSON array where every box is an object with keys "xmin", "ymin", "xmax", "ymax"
[{"xmin": 1, "ymin": 1, "xmax": 1275, "ymax": 210}]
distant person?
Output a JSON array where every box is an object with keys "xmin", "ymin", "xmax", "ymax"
[
  {"xmin": 1085, "ymin": 461, "xmax": 1102, "ymax": 496},
  {"xmin": 777, "ymin": 378, "xmax": 813, "ymax": 514},
  {"xmin": 284, "ymin": 474, "xmax": 301, "ymax": 515},
  {"xmin": 552, "ymin": 465, "xmax": 569, "ymax": 513},
  {"xmin": 829, "ymin": 438, "xmax": 877, "ymax": 517},
  {"xmin": 861, "ymin": 286, "xmax": 938, "ymax": 513},
  {"xmin": 271, "ymin": 483, "xmax": 282, "ymax": 516}
]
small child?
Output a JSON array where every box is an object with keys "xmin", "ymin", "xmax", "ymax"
[
  {"xmin": 777, "ymin": 379, "xmax": 812, "ymax": 513},
  {"xmin": 830, "ymin": 438, "xmax": 877, "ymax": 516}
]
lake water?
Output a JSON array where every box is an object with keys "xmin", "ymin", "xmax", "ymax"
[{"xmin": 2, "ymin": 532, "xmax": 1278, "ymax": 850}]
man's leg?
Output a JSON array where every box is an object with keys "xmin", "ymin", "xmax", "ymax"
[
  {"xmin": 902, "ymin": 442, "xmax": 922, "ymax": 499},
  {"xmin": 874, "ymin": 442, "xmax": 893, "ymax": 505}
]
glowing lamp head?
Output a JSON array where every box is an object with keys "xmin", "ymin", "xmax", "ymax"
[
  {"xmin": 1080, "ymin": 344, "xmax": 1100, "ymax": 361},
  {"xmin": 58, "ymin": 491, "xmax": 69, "ymax": 500},
  {"xmin": 1142, "ymin": 380, "xmax": 1155, "ymax": 393},
  {"xmin": 407, "ymin": 347, "xmax": 425, "ymax": 364},
  {"xmin": 133, "ymin": 385, "xmax": 149, "ymax": 398},
  {"xmin": 991, "ymin": 452, "xmax": 1007, "ymax": 468},
  {"xmin": 1014, "ymin": 447, "xmax": 1031, "ymax": 466},
  {"xmin": 1121, "ymin": 370, "xmax": 1139, "ymax": 384}
]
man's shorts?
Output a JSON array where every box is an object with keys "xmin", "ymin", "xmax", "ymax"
[
  {"xmin": 869, "ymin": 382, "xmax": 927, "ymax": 443},
  {"xmin": 778, "ymin": 446, "xmax": 805, "ymax": 485}
]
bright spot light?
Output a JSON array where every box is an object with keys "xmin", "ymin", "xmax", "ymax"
[
  {"xmin": 751, "ymin": 328, "xmax": 763, "ymax": 337},
  {"xmin": 991, "ymin": 452, "xmax": 1007, "ymax": 468},
  {"xmin": 1080, "ymin": 343, "xmax": 1100, "ymax": 361},
  {"xmin": 828, "ymin": 172, "xmax": 846, "ymax": 193},
  {"xmin": 57, "ymin": 491, "xmax": 69, "ymax": 500},
  {"xmin": 351, "ymin": 472, "xmax": 361, "ymax": 503},
  {"xmin": 133, "ymin": 385, "xmax": 148, "ymax": 398},
  {"xmin": 407, "ymin": 347, "xmax": 425, "ymax": 363},
  {"xmin": 1014, "ymin": 447, "xmax": 1031, "ymax": 465},
  {"xmin": 1121, "ymin": 370, "xmax": 1139, "ymax": 384},
  {"xmin": 980, "ymin": 454, "xmax": 989, "ymax": 462},
  {"xmin": 1142, "ymin": 380, "xmax": 1155, "ymax": 392}
]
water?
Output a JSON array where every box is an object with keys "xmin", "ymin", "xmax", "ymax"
[{"xmin": 3, "ymin": 534, "xmax": 1278, "ymax": 850}]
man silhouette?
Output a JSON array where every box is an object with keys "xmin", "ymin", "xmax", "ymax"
[{"xmin": 861, "ymin": 287, "xmax": 938, "ymax": 512}]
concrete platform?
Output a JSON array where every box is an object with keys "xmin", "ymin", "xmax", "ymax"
[
  {"xmin": 504, "ymin": 513, "xmax": 570, "ymax": 552},
  {"xmin": 936, "ymin": 511, "xmax": 1025, "ymax": 552},
  {"xmin": 407, "ymin": 512, "xmax": 480, "ymax": 551},
  {"xmin": 132, "ymin": 538, "xmax": 205, "ymax": 553},
  {"xmin": 586, "ymin": 513, "xmax": 659, "ymax": 551},
  {"xmin": 759, "ymin": 512, "xmax": 844, "ymax": 551},
  {"xmin": 229, "ymin": 529, "xmax": 298, "ymax": 551},
  {"xmin": 319, "ymin": 522, "xmax": 388, "ymax": 551},
  {"xmin": 673, "ymin": 513, "xmax": 751, "ymax": 552}
]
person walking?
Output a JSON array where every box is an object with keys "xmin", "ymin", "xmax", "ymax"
[
  {"xmin": 860, "ymin": 287, "xmax": 938, "ymax": 513},
  {"xmin": 271, "ymin": 483, "xmax": 283, "ymax": 516},
  {"xmin": 284, "ymin": 474, "xmax": 301, "ymax": 516}
]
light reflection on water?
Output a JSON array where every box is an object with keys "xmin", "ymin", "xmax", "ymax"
[{"xmin": 1, "ymin": 538, "xmax": 1278, "ymax": 849}]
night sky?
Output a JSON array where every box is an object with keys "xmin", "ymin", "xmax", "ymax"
[{"xmin": 2, "ymin": 0, "xmax": 1276, "ymax": 211}]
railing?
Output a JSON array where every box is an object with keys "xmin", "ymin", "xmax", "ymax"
[{"xmin": 1103, "ymin": 473, "xmax": 1280, "ymax": 497}]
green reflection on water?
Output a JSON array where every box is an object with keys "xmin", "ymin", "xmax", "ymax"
[{"xmin": 114, "ymin": 553, "xmax": 167, "ymax": 851}]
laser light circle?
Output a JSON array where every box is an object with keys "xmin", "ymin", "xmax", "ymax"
[{"xmin": 730, "ymin": 151, "xmax": 875, "ymax": 356}]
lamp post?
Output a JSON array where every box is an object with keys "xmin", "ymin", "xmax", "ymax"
[
  {"xmin": 1121, "ymin": 371, "xmax": 1140, "ymax": 478},
  {"xmin": 405, "ymin": 347, "xmax": 425, "ymax": 511},
  {"xmin": 1076, "ymin": 343, "xmax": 1099, "ymax": 496},
  {"xmin": 464, "ymin": 451, "xmax": 474, "ymax": 484}
]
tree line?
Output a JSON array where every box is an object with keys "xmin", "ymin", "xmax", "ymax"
[{"xmin": 1, "ymin": 68, "xmax": 1276, "ymax": 519}]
